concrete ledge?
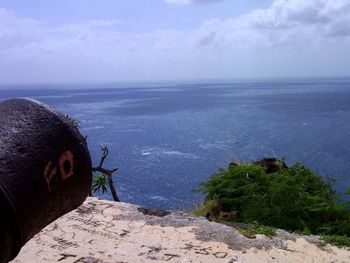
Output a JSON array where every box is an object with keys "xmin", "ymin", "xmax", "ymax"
[{"xmin": 12, "ymin": 197, "xmax": 350, "ymax": 263}]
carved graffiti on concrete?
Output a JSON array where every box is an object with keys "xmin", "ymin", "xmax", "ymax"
[
  {"xmin": 13, "ymin": 199, "xmax": 237, "ymax": 262},
  {"xmin": 14, "ymin": 198, "xmax": 348, "ymax": 263}
]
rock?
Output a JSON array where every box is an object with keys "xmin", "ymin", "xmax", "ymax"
[
  {"xmin": 254, "ymin": 158, "xmax": 288, "ymax": 173},
  {"xmin": 11, "ymin": 198, "xmax": 350, "ymax": 263}
]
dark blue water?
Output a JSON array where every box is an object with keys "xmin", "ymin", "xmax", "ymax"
[{"xmin": 1, "ymin": 78, "xmax": 350, "ymax": 209}]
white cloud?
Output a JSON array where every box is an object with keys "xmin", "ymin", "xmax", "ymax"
[
  {"xmin": 165, "ymin": 0, "xmax": 224, "ymax": 5},
  {"xmin": 0, "ymin": 8, "xmax": 44, "ymax": 49},
  {"xmin": 0, "ymin": 0, "xmax": 350, "ymax": 83},
  {"xmin": 194, "ymin": 0, "xmax": 350, "ymax": 50}
]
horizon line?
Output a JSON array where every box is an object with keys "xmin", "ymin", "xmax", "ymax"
[{"xmin": 0, "ymin": 75, "xmax": 350, "ymax": 88}]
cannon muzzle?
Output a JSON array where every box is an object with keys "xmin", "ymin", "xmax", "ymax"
[{"xmin": 0, "ymin": 98, "xmax": 92, "ymax": 262}]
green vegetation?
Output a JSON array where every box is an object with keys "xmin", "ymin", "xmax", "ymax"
[
  {"xmin": 65, "ymin": 114, "xmax": 80, "ymax": 128},
  {"xmin": 321, "ymin": 235, "xmax": 350, "ymax": 248},
  {"xmin": 64, "ymin": 114, "xmax": 120, "ymax": 201},
  {"xmin": 236, "ymin": 221, "xmax": 276, "ymax": 238},
  {"xmin": 92, "ymin": 173, "xmax": 108, "ymax": 194},
  {"xmin": 193, "ymin": 199, "xmax": 220, "ymax": 218},
  {"xmin": 195, "ymin": 160, "xmax": 350, "ymax": 239}
]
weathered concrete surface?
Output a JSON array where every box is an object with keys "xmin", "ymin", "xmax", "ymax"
[{"xmin": 12, "ymin": 198, "xmax": 350, "ymax": 263}]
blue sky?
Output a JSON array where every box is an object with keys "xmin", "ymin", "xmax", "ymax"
[{"xmin": 0, "ymin": 0, "xmax": 350, "ymax": 83}]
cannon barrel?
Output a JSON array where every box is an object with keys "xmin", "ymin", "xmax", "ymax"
[{"xmin": 0, "ymin": 98, "xmax": 92, "ymax": 262}]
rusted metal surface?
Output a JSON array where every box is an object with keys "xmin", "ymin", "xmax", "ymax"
[{"xmin": 0, "ymin": 98, "xmax": 92, "ymax": 262}]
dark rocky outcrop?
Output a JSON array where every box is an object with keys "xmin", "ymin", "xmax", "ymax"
[{"xmin": 253, "ymin": 158, "xmax": 288, "ymax": 174}]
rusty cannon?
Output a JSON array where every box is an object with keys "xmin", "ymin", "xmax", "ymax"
[{"xmin": 0, "ymin": 98, "xmax": 92, "ymax": 262}]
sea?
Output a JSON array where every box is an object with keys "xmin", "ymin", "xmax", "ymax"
[{"xmin": 1, "ymin": 78, "xmax": 350, "ymax": 210}]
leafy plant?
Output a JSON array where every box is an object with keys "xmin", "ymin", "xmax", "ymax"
[
  {"xmin": 65, "ymin": 114, "xmax": 80, "ymax": 128},
  {"xmin": 64, "ymin": 114, "xmax": 120, "ymax": 201},
  {"xmin": 196, "ymin": 160, "xmax": 350, "ymax": 237},
  {"xmin": 92, "ymin": 173, "xmax": 108, "ymax": 194},
  {"xmin": 92, "ymin": 144, "xmax": 119, "ymax": 202}
]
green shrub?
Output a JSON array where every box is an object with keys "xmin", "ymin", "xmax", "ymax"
[
  {"xmin": 196, "ymin": 161, "xmax": 350, "ymax": 236},
  {"xmin": 322, "ymin": 235, "xmax": 350, "ymax": 248},
  {"xmin": 193, "ymin": 199, "xmax": 220, "ymax": 218},
  {"xmin": 236, "ymin": 222, "xmax": 276, "ymax": 238}
]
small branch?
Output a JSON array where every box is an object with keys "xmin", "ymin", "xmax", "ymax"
[
  {"xmin": 92, "ymin": 167, "xmax": 118, "ymax": 175},
  {"xmin": 92, "ymin": 144, "xmax": 120, "ymax": 202},
  {"xmin": 99, "ymin": 144, "xmax": 108, "ymax": 167},
  {"xmin": 107, "ymin": 173, "xmax": 119, "ymax": 202}
]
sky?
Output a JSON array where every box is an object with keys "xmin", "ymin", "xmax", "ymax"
[{"xmin": 0, "ymin": 0, "xmax": 350, "ymax": 84}]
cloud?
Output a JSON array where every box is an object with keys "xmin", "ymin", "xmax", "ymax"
[
  {"xmin": 0, "ymin": 0, "xmax": 350, "ymax": 83},
  {"xmin": 194, "ymin": 0, "xmax": 350, "ymax": 50},
  {"xmin": 165, "ymin": 0, "xmax": 224, "ymax": 5},
  {"xmin": 0, "ymin": 8, "xmax": 44, "ymax": 49},
  {"xmin": 0, "ymin": 7, "xmax": 194, "ymax": 82}
]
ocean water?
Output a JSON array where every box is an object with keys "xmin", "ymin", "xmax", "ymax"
[{"xmin": 1, "ymin": 78, "xmax": 350, "ymax": 210}]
